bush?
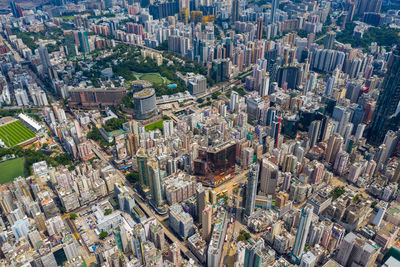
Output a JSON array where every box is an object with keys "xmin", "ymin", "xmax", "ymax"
[
  {"xmin": 99, "ymin": 231, "xmax": 108, "ymax": 240},
  {"xmin": 104, "ymin": 209, "xmax": 112, "ymax": 216}
]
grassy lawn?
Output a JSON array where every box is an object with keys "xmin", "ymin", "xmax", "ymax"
[
  {"xmin": 0, "ymin": 157, "xmax": 25, "ymax": 183},
  {"xmin": 0, "ymin": 120, "xmax": 36, "ymax": 147},
  {"xmin": 62, "ymin": 15, "xmax": 75, "ymax": 21},
  {"xmin": 135, "ymin": 73, "xmax": 169, "ymax": 85},
  {"xmin": 145, "ymin": 120, "xmax": 163, "ymax": 132}
]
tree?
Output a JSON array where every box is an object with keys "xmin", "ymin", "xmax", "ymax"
[
  {"xmin": 237, "ymin": 230, "xmax": 251, "ymax": 242},
  {"xmin": 353, "ymin": 194, "xmax": 361, "ymax": 203},
  {"xmin": 155, "ymin": 40, "xmax": 168, "ymax": 51},
  {"xmin": 325, "ymin": 14, "xmax": 332, "ymax": 26},
  {"xmin": 330, "ymin": 186, "xmax": 345, "ymax": 200},
  {"xmin": 104, "ymin": 209, "xmax": 112, "ymax": 216},
  {"xmin": 121, "ymin": 95, "xmax": 134, "ymax": 109},
  {"xmin": 87, "ymin": 127, "xmax": 103, "ymax": 142},
  {"xmin": 70, "ymin": 213, "xmax": 77, "ymax": 220},
  {"xmin": 54, "ymin": 153, "xmax": 73, "ymax": 166},
  {"xmin": 214, "ymin": 26, "xmax": 221, "ymax": 39},
  {"xmin": 197, "ymin": 98, "xmax": 204, "ymax": 103},
  {"xmin": 61, "ymin": 207, "xmax": 66, "ymax": 213},
  {"xmin": 99, "ymin": 231, "xmax": 108, "ymax": 240},
  {"xmin": 297, "ymin": 29, "xmax": 308, "ymax": 38},
  {"xmin": 212, "ymin": 91, "xmax": 221, "ymax": 99},
  {"xmin": 126, "ymin": 172, "xmax": 139, "ymax": 183},
  {"xmin": 233, "ymin": 87, "xmax": 246, "ymax": 96},
  {"xmin": 104, "ymin": 118, "xmax": 128, "ymax": 132}
]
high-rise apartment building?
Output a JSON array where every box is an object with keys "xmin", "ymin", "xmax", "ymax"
[
  {"xmin": 271, "ymin": 0, "xmax": 279, "ymax": 24},
  {"xmin": 148, "ymin": 160, "xmax": 164, "ymax": 207},
  {"xmin": 231, "ymin": 0, "xmax": 239, "ymax": 23},
  {"xmin": 198, "ymin": 188, "xmax": 209, "ymax": 224},
  {"xmin": 78, "ymin": 30, "xmax": 90, "ymax": 54},
  {"xmin": 137, "ymin": 148, "xmax": 150, "ymax": 189},
  {"xmin": 256, "ymin": 17, "xmax": 263, "ymax": 40},
  {"xmin": 308, "ymin": 120, "xmax": 321, "ymax": 148},
  {"xmin": 324, "ymin": 31, "xmax": 336, "ymax": 50},
  {"xmin": 202, "ymin": 204, "xmax": 212, "ymax": 241},
  {"xmin": 10, "ymin": 1, "xmax": 23, "ymax": 18},
  {"xmin": 336, "ymin": 232, "xmax": 380, "ymax": 266},
  {"xmin": 292, "ymin": 204, "xmax": 314, "ymax": 262},
  {"xmin": 369, "ymin": 43, "xmax": 400, "ymax": 143},
  {"xmin": 245, "ymin": 164, "xmax": 259, "ymax": 216}
]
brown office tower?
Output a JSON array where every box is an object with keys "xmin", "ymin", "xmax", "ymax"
[
  {"xmin": 256, "ymin": 17, "xmax": 263, "ymax": 40},
  {"xmin": 193, "ymin": 140, "xmax": 236, "ymax": 186}
]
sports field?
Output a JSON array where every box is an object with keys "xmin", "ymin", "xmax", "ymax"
[
  {"xmin": 0, "ymin": 157, "xmax": 25, "ymax": 183},
  {"xmin": 0, "ymin": 120, "xmax": 36, "ymax": 147},
  {"xmin": 134, "ymin": 73, "xmax": 169, "ymax": 85},
  {"xmin": 145, "ymin": 120, "xmax": 163, "ymax": 132}
]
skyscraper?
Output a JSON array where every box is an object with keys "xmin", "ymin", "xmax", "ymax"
[
  {"xmin": 244, "ymin": 239, "xmax": 269, "ymax": 267},
  {"xmin": 137, "ymin": 148, "xmax": 150, "ymax": 189},
  {"xmin": 292, "ymin": 204, "xmax": 314, "ymax": 262},
  {"xmin": 231, "ymin": 0, "xmax": 239, "ymax": 23},
  {"xmin": 64, "ymin": 31, "xmax": 77, "ymax": 56},
  {"xmin": 78, "ymin": 30, "xmax": 90, "ymax": 54},
  {"xmin": 38, "ymin": 45, "xmax": 51, "ymax": 74},
  {"xmin": 325, "ymin": 134, "xmax": 343, "ymax": 164},
  {"xmin": 258, "ymin": 158, "xmax": 279, "ymax": 196},
  {"xmin": 260, "ymin": 72, "xmax": 270, "ymax": 97},
  {"xmin": 356, "ymin": 0, "xmax": 383, "ymax": 16},
  {"xmin": 336, "ymin": 232, "xmax": 380, "ymax": 266},
  {"xmin": 148, "ymin": 159, "xmax": 163, "ymax": 207},
  {"xmin": 369, "ymin": 43, "xmax": 400, "ymax": 144},
  {"xmin": 271, "ymin": 0, "xmax": 279, "ymax": 24},
  {"xmin": 198, "ymin": 187, "xmax": 209, "ymax": 224},
  {"xmin": 323, "ymin": 31, "xmax": 336, "ymax": 49},
  {"xmin": 325, "ymin": 76, "xmax": 335, "ymax": 96},
  {"xmin": 10, "ymin": 1, "xmax": 23, "ymax": 18},
  {"xmin": 300, "ymin": 251, "xmax": 316, "ymax": 267},
  {"xmin": 308, "ymin": 120, "xmax": 321, "ymax": 148},
  {"xmin": 256, "ymin": 17, "xmax": 263, "ymax": 40},
  {"xmin": 245, "ymin": 164, "xmax": 259, "ymax": 216},
  {"xmin": 202, "ymin": 204, "xmax": 212, "ymax": 241}
]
